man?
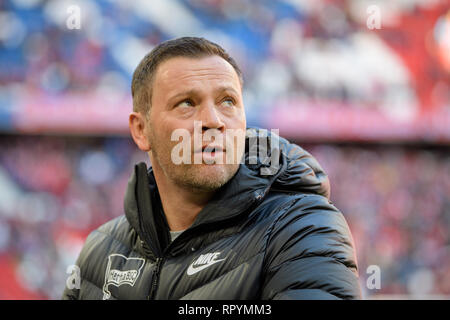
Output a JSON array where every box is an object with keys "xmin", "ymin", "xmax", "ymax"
[{"xmin": 62, "ymin": 37, "xmax": 361, "ymax": 300}]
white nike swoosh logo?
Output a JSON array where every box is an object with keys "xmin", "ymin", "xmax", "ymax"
[{"xmin": 186, "ymin": 259, "xmax": 225, "ymax": 276}]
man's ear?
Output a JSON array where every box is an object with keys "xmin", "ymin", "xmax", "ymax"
[{"xmin": 129, "ymin": 111, "xmax": 151, "ymax": 151}]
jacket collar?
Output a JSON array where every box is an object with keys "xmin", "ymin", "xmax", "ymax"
[{"xmin": 123, "ymin": 163, "xmax": 169, "ymax": 258}]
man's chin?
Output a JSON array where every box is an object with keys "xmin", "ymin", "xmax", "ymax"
[{"xmin": 179, "ymin": 163, "xmax": 239, "ymax": 192}]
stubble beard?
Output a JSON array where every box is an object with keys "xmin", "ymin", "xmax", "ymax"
[{"xmin": 148, "ymin": 129, "xmax": 241, "ymax": 192}]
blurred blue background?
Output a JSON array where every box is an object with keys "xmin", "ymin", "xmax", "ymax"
[{"xmin": 0, "ymin": 0, "xmax": 449, "ymax": 299}]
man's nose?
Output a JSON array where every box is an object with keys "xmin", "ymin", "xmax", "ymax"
[{"xmin": 199, "ymin": 102, "xmax": 225, "ymax": 132}]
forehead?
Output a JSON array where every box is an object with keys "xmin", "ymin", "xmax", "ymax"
[{"xmin": 153, "ymin": 55, "xmax": 241, "ymax": 94}]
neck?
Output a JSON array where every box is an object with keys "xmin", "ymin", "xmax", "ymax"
[{"xmin": 151, "ymin": 163, "xmax": 215, "ymax": 232}]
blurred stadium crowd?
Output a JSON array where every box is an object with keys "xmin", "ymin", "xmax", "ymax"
[
  {"xmin": 1, "ymin": 0, "xmax": 449, "ymax": 122},
  {"xmin": 0, "ymin": 0, "xmax": 449, "ymax": 299},
  {"xmin": 311, "ymin": 143, "xmax": 450, "ymax": 298}
]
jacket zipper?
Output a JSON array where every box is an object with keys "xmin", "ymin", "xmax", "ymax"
[
  {"xmin": 144, "ymin": 194, "xmax": 263, "ymax": 299},
  {"xmin": 147, "ymin": 257, "xmax": 164, "ymax": 300}
]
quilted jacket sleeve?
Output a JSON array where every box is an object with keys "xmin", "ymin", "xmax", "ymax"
[
  {"xmin": 61, "ymin": 229, "xmax": 99, "ymax": 300},
  {"xmin": 261, "ymin": 194, "xmax": 361, "ymax": 300},
  {"xmin": 62, "ymin": 284, "xmax": 79, "ymax": 300}
]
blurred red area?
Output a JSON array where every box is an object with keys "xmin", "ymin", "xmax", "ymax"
[{"xmin": 0, "ymin": 254, "xmax": 44, "ymax": 299}]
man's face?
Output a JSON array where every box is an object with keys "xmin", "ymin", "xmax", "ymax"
[{"xmin": 146, "ymin": 55, "xmax": 246, "ymax": 192}]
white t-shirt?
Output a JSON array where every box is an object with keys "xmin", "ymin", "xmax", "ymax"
[{"xmin": 169, "ymin": 230, "xmax": 185, "ymax": 242}]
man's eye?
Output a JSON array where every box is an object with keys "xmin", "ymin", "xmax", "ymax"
[
  {"xmin": 177, "ymin": 99, "xmax": 194, "ymax": 108},
  {"xmin": 221, "ymin": 98, "xmax": 235, "ymax": 107}
]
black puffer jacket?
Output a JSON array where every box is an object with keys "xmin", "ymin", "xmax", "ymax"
[{"xmin": 62, "ymin": 129, "xmax": 361, "ymax": 300}]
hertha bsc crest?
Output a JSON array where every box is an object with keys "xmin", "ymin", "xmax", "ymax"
[{"xmin": 102, "ymin": 254, "xmax": 145, "ymax": 300}]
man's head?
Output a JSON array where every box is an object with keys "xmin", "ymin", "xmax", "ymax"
[
  {"xmin": 129, "ymin": 37, "xmax": 247, "ymax": 193},
  {"xmin": 131, "ymin": 37, "xmax": 244, "ymax": 116}
]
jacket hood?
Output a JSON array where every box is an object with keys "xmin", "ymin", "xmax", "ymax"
[
  {"xmin": 266, "ymin": 129, "xmax": 330, "ymax": 199},
  {"xmin": 124, "ymin": 127, "xmax": 330, "ymax": 257}
]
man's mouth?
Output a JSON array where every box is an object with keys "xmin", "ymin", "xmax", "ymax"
[
  {"xmin": 195, "ymin": 144, "xmax": 225, "ymax": 154},
  {"xmin": 202, "ymin": 145, "xmax": 224, "ymax": 154},
  {"xmin": 194, "ymin": 145, "xmax": 226, "ymax": 163}
]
